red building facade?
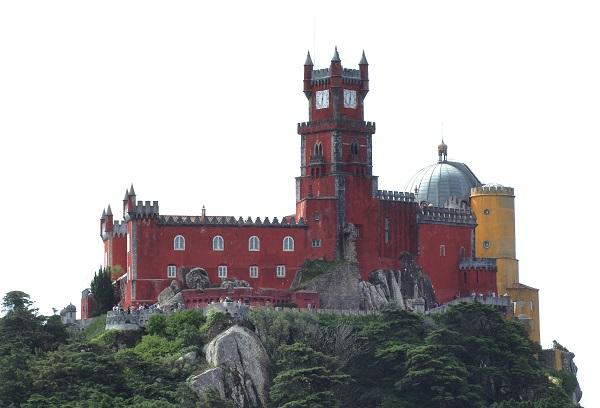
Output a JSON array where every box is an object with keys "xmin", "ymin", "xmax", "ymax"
[{"xmin": 88, "ymin": 49, "xmax": 497, "ymax": 318}]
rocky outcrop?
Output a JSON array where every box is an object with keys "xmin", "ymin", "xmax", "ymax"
[
  {"xmin": 360, "ymin": 254, "xmax": 435, "ymax": 311},
  {"xmin": 303, "ymin": 263, "xmax": 362, "ymax": 310},
  {"xmin": 157, "ymin": 280, "xmax": 184, "ymax": 308},
  {"xmin": 302, "ymin": 254, "xmax": 435, "ymax": 311},
  {"xmin": 185, "ymin": 267, "xmax": 211, "ymax": 290},
  {"xmin": 188, "ymin": 325, "xmax": 270, "ymax": 407}
]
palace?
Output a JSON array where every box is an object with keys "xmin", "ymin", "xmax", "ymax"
[{"xmin": 86, "ymin": 48, "xmax": 540, "ymax": 342}]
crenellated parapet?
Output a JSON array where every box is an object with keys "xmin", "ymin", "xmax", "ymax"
[
  {"xmin": 376, "ymin": 190, "xmax": 415, "ymax": 202},
  {"xmin": 129, "ymin": 201, "xmax": 159, "ymax": 219},
  {"xmin": 309, "ymin": 67, "xmax": 362, "ymax": 86},
  {"xmin": 297, "ymin": 119, "xmax": 375, "ymax": 135},
  {"xmin": 459, "ymin": 257, "xmax": 497, "ymax": 271},
  {"xmin": 158, "ymin": 214, "xmax": 307, "ymax": 228},
  {"xmin": 418, "ymin": 206, "xmax": 476, "ymax": 226},
  {"xmin": 471, "ymin": 185, "xmax": 514, "ymax": 196}
]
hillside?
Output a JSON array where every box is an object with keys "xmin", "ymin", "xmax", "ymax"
[{"xmin": 0, "ymin": 291, "xmax": 580, "ymax": 407}]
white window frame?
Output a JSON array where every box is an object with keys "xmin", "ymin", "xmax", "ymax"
[
  {"xmin": 174, "ymin": 235, "xmax": 185, "ymax": 251},
  {"xmin": 248, "ymin": 236, "xmax": 260, "ymax": 251},
  {"xmin": 283, "ymin": 236, "xmax": 294, "ymax": 252},
  {"xmin": 439, "ymin": 244, "xmax": 446, "ymax": 256},
  {"xmin": 218, "ymin": 265, "xmax": 228, "ymax": 278},
  {"xmin": 249, "ymin": 265, "xmax": 259, "ymax": 279},
  {"xmin": 311, "ymin": 239, "xmax": 321, "ymax": 247},
  {"xmin": 213, "ymin": 235, "xmax": 224, "ymax": 251},
  {"xmin": 276, "ymin": 265, "xmax": 286, "ymax": 278},
  {"xmin": 167, "ymin": 265, "xmax": 177, "ymax": 278}
]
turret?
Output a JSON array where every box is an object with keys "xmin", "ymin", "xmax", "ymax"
[
  {"xmin": 303, "ymin": 51, "xmax": 313, "ymax": 98},
  {"xmin": 104, "ymin": 204, "xmax": 114, "ymax": 233},
  {"xmin": 100, "ymin": 208, "xmax": 106, "ymax": 238},
  {"xmin": 123, "ymin": 184, "xmax": 137, "ymax": 216},
  {"xmin": 359, "ymin": 50, "xmax": 369, "ymax": 95}
]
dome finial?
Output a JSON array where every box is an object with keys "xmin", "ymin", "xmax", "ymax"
[{"xmin": 438, "ymin": 139, "xmax": 448, "ymax": 162}]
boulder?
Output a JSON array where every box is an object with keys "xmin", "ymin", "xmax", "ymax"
[
  {"xmin": 220, "ymin": 279, "xmax": 250, "ymax": 289},
  {"xmin": 185, "ymin": 267, "xmax": 211, "ymax": 290},
  {"xmin": 157, "ymin": 280, "xmax": 181, "ymax": 305},
  {"xmin": 188, "ymin": 325, "xmax": 270, "ymax": 407},
  {"xmin": 303, "ymin": 263, "xmax": 362, "ymax": 310}
]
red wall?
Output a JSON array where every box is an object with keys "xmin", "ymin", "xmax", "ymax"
[{"xmin": 417, "ymin": 223, "xmax": 471, "ymax": 303}]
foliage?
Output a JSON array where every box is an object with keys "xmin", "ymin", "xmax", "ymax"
[
  {"xmin": 0, "ymin": 291, "xmax": 580, "ymax": 408},
  {"xmin": 82, "ymin": 313, "xmax": 107, "ymax": 340},
  {"xmin": 269, "ymin": 342, "xmax": 350, "ymax": 408},
  {"xmin": 90, "ymin": 267, "xmax": 115, "ymax": 316}
]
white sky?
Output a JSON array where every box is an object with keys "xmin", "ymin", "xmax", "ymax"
[{"xmin": 1, "ymin": 1, "xmax": 598, "ymax": 405}]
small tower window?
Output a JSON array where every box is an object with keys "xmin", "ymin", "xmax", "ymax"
[
  {"xmin": 174, "ymin": 235, "xmax": 185, "ymax": 251},
  {"xmin": 213, "ymin": 236, "xmax": 224, "ymax": 251},
  {"xmin": 283, "ymin": 236, "xmax": 294, "ymax": 251},
  {"xmin": 313, "ymin": 142, "xmax": 323, "ymax": 159},
  {"xmin": 311, "ymin": 239, "xmax": 321, "ymax": 247},
  {"xmin": 439, "ymin": 244, "xmax": 446, "ymax": 256},
  {"xmin": 384, "ymin": 218, "xmax": 391, "ymax": 244},
  {"xmin": 460, "ymin": 247, "xmax": 466, "ymax": 258},
  {"xmin": 248, "ymin": 236, "xmax": 260, "ymax": 251},
  {"xmin": 167, "ymin": 265, "xmax": 177, "ymax": 278},
  {"xmin": 483, "ymin": 208, "xmax": 491, "ymax": 215},
  {"xmin": 249, "ymin": 266, "xmax": 259, "ymax": 279},
  {"xmin": 483, "ymin": 240, "xmax": 491, "ymax": 249},
  {"xmin": 276, "ymin": 265, "xmax": 286, "ymax": 278},
  {"xmin": 217, "ymin": 265, "xmax": 228, "ymax": 278},
  {"xmin": 350, "ymin": 141, "xmax": 359, "ymax": 156}
]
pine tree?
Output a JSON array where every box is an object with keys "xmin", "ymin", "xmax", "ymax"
[{"xmin": 90, "ymin": 267, "xmax": 114, "ymax": 315}]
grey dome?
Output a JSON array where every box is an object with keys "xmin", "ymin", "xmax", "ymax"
[{"xmin": 406, "ymin": 161, "xmax": 481, "ymax": 208}]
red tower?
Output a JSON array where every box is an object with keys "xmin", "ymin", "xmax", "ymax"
[{"xmin": 296, "ymin": 48, "xmax": 377, "ymax": 262}]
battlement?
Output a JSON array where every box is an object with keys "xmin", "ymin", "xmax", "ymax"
[
  {"xmin": 459, "ymin": 257, "xmax": 497, "ymax": 271},
  {"xmin": 158, "ymin": 214, "xmax": 307, "ymax": 228},
  {"xmin": 471, "ymin": 185, "xmax": 514, "ymax": 196},
  {"xmin": 309, "ymin": 67, "xmax": 362, "ymax": 85},
  {"xmin": 418, "ymin": 206, "xmax": 476, "ymax": 226},
  {"xmin": 112, "ymin": 221, "xmax": 127, "ymax": 236},
  {"xmin": 297, "ymin": 119, "xmax": 375, "ymax": 134},
  {"xmin": 375, "ymin": 190, "xmax": 415, "ymax": 202},
  {"xmin": 130, "ymin": 200, "xmax": 159, "ymax": 218}
]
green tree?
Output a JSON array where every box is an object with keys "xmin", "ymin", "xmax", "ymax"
[
  {"xmin": 269, "ymin": 342, "xmax": 350, "ymax": 408},
  {"xmin": 90, "ymin": 267, "xmax": 115, "ymax": 316}
]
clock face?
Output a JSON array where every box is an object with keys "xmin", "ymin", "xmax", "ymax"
[
  {"xmin": 344, "ymin": 89, "xmax": 357, "ymax": 109},
  {"xmin": 315, "ymin": 90, "xmax": 329, "ymax": 109}
]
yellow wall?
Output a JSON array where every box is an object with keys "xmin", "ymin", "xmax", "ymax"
[
  {"xmin": 471, "ymin": 186, "xmax": 540, "ymax": 343},
  {"xmin": 507, "ymin": 286, "xmax": 540, "ymax": 344}
]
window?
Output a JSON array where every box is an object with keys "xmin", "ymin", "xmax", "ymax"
[
  {"xmin": 167, "ymin": 265, "xmax": 176, "ymax": 278},
  {"xmin": 249, "ymin": 266, "xmax": 259, "ymax": 278},
  {"xmin": 350, "ymin": 141, "xmax": 359, "ymax": 156},
  {"xmin": 483, "ymin": 208, "xmax": 490, "ymax": 215},
  {"xmin": 439, "ymin": 244, "xmax": 446, "ymax": 256},
  {"xmin": 311, "ymin": 239, "xmax": 321, "ymax": 247},
  {"xmin": 213, "ymin": 235, "xmax": 224, "ymax": 251},
  {"xmin": 483, "ymin": 240, "xmax": 491, "ymax": 249},
  {"xmin": 218, "ymin": 265, "xmax": 228, "ymax": 278},
  {"xmin": 384, "ymin": 218, "xmax": 390, "ymax": 244},
  {"xmin": 283, "ymin": 236, "xmax": 294, "ymax": 251},
  {"xmin": 460, "ymin": 246, "xmax": 466, "ymax": 258},
  {"xmin": 174, "ymin": 235, "xmax": 185, "ymax": 251},
  {"xmin": 276, "ymin": 265, "xmax": 286, "ymax": 277},
  {"xmin": 314, "ymin": 212, "xmax": 321, "ymax": 221},
  {"xmin": 313, "ymin": 142, "xmax": 323, "ymax": 158},
  {"xmin": 248, "ymin": 236, "xmax": 260, "ymax": 251}
]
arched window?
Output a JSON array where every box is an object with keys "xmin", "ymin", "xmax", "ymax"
[
  {"xmin": 313, "ymin": 142, "xmax": 323, "ymax": 158},
  {"xmin": 283, "ymin": 236, "xmax": 294, "ymax": 251},
  {"xmin": 350, "ymin": 141, "xmax": 359, "ymax": 156},
  {"xmin": 248, "ymin": 236, "xmax": 260, "ymax": 251},
  {"xmin": 174, "ymin": 235, "xmax": 185, "ymax": 251},
  {"xmin": 460, "ymin": 247, "xmax": 466, "ymax": 259},
  {"xmin": 213, "ymin": 235, "xmax": 224, "ymax": 251}
]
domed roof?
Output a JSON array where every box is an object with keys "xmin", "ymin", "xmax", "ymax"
[
  {"xmin": 64, "ymin": 303, "xmax": 76, "ymax": 312},
  {"xmin": 406, "ymin": 143, "xmax": 481, "ymax": 208}
]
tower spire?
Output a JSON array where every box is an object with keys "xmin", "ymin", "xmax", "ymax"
[
  {"xmin": 359, "ymin": 50, "xmax": 368, "ymax": 65},
  {"xmin": 305, "ymin": 50, "xmax": 313, "ymax": 66},
  {"xmin": 331, "ymin": 46, "xmax": 340, "ymax": 62}
]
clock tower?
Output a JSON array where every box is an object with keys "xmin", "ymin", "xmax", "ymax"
[{"xmin": 296, "ymin": 48, "xmax": 377, "ymax": 261}]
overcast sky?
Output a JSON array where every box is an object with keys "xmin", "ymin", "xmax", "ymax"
[{"xmin": 1, "ymin": 1, "xmax": 598, "ymax": 405}]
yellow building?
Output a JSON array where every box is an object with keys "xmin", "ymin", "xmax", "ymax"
[{"xmin": 470, "ymin": 185, "xmax": 540, "ymax": 343}]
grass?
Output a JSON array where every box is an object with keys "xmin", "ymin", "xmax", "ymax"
[{"xmin": 82, "ymin": 313, "xmax": 107, "ymax": 340}]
